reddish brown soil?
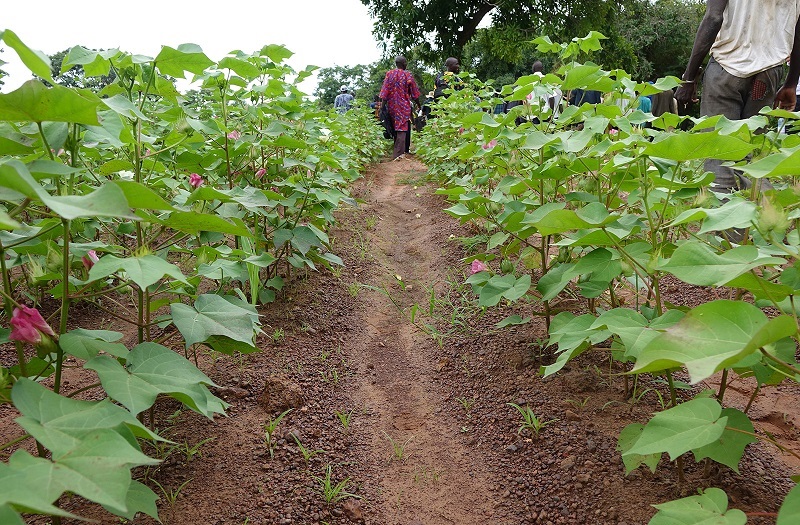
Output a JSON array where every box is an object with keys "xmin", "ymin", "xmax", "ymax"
[{"xmin": 2, "ymin": 156, "xmax": 799, "ymax": 524}]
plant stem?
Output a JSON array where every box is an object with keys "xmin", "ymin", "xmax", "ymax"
[
  {"xmin": 0, "ymin": 241, "xmax": 27, "ymax": 376},
  {"xmin": 717, "ymin": 369, "xmax": 729, "ymax": 403},
  {"xmin": 55, "ymin": 219, "xmax": 71, "ymax": 394}
]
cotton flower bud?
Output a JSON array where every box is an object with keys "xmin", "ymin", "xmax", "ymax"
[
  {"xmin": 470, "ymin": 260, "xmax": 489, "ymax": 274},
  {"xmin": 9, "ymin": 305, "xmax": 57, "ymax": 355},
  {"xmin": 758, "ymin": 199, "xmax": 789, "ymax": 236},
  {"xmin": 189, "ymin": 173, "xmax": 203, "ymax": 189},
  {"xmin": 82, "ymin": 250, "xmax": 100, "ymax": 271}
]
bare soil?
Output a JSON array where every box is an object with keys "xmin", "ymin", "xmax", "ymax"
[{"xmin": 2, "ymin": 156, "xmax": 799, "ymax": 524}]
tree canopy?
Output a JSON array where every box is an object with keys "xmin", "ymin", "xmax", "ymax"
[
  {"xmin": 360, "ymin": 0, "xmax": 631, "ymax": 64},
  {"xmin": 361, "ymin": 0, "xmax": 704, "ymax": 82}
]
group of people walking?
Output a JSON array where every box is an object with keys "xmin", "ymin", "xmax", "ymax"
[{"xmin": 373, "ymin": 0, "xmax": 800, "ymax": 195}]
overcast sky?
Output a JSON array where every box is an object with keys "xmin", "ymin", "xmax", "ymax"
[{"xmin": 0, "ymin": 0, "xmax": 384, "ymax": 93}]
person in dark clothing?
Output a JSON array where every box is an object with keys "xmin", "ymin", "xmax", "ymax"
[
  {"xmin": 433, "ymin": 57, "xmax": 461, "ymax": 101},
  {"xmin": 569, "ymin": 89, "xmax": 602, "ymax": 106}
]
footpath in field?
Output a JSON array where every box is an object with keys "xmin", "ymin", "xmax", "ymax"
[{"xmin": 343, "ymin": 156, "xmax": 507, "ymax": 524}]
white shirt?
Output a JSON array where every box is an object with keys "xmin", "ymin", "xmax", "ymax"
[{"xmin": 711, "ymin": 0, "xmax": 800, "ymax": 78}]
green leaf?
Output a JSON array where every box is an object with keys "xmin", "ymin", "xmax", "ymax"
[
  {"xmin": 0, "ymin": 80, "xmax": 100, "ymax": 124},
  {"xmin": 626, "ymin": 398, "xmax": 727, "ymax": 460},
  {"xmin": 644, "ymin": 130, "xmax": 754, "ymax": 161},
  {"xmin": 261, "ymin": 44, "xmax": 294, "ymax": 63},
  {"xmin": 45, "ymin": 183, "xmax": 139, "ymax": 220},
  {"xmin": 113, "ymin": 180, "xmax": 175, "ymax": 211},
  {"xmin": 0, "ymin": 210, "xmax": 21, "ymax": 230},
  {"xmin": 692, "ymin": 408, "xmax": 757, "ymax": 473},
  {"xmin": 617, "ymin": 423, "xmax": 661, "ymax": 474},
  {"xmin": 11, "ymin": 378, "xmax": 160, "ymax": 446},
  {"xmin": 536, "ymin": 263, "xmax": 575, "ymax": 301},
  {"xmin": 155, "ymin": 44, "xmax": 213, "ymax": 78},
  {"xmin": 102, "ymin": 480, "xmax": 160, "ymax": 520},
  {"xmin": 1, "ymin": 30, "xmax": 53, "ymax": 83},
  {"xmin": 633, "ymin": 301, "xmax": 793, "ymax": 383},
  {"xmin": 60, "ymin": 329, "xmax": 128, "ymax": 361},
  {"xmin": 156, "ymin": 211, "xmax": 251, "ymax": 237},
  {"xmin": 0, "ymin": 504, "xmax": 25, "ymax": 525},
  {"xmin": 495, "ymin": 315, "xmax": 531, "ymax": 328},
  {"xmin": 86, "ymin": 342, "xmax": 227, "ymax": 417},
  {"xmin": 649, "ymin": 488, "xmax": 746, "ymax": 525},
  {"xmin": 0, "ymin": 451, "xmax": 77, "ymax": 517},
  {"xmin": 660, "ymin": 243, "xmax": 784, "ymax": 286},
  {"xmin": 477, "ymin": 274, "xmax": 531, "ymax": 307},
  {"xmin": 171, "ymin": 294, "xmax": 259, "ymax": 353},
  {"xmin": 777, "ymin": 485, "xmax": 800, "ymax": 525},
  {"xmin": 88, "ymin": 254, "xmax": 188, "ymax": 289}
]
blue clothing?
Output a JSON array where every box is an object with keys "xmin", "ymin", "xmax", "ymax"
[
  {"xmin": 638, "ymin": 96, "xmax": 652, "ymax": 113},
  {"xmin": 334, "ymin": 93, "xmax": 354, "ymax": 113}
]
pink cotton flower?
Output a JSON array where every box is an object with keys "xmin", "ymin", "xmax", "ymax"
[
  {"xmin": 189, "ymin": 173, "xmax": 204, "ymax": 189},
  {"xmin": 255, "ymin": 168, "xmax": 266, "ymax": 179},
  {"xmin": 470, "ymin": 260, "xmax": 489, "ymax": 274},
  {"xmin": 9, "ymin": 305, "xmax": 55, "ymax": 345},
  {"xmin": 482, "ymin": 139, "xmax": 498, "ymax": 151},
  {"xmin": 609, "ymin": 129, "xmax": 619, "ymax": 136},
  {"xmin": 227, "ymin": 130, "xmax": 241, "ymax": 141},
  {"xmin": 458, "ymin": 127, "xmax": 465, "ymax": 135},
  {"xmin": 82, "ymin": 250, "xmax": 100, "ymax": 271}
]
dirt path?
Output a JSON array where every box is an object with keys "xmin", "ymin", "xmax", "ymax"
[{"xmin": 345, "ymin": 157, "xmax": 505, "ymax": 524}]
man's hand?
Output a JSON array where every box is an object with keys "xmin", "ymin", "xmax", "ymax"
[
  {"xmin": 774, "ymin": 85, "xmax": 797, "ymax": 110},
  {"xmin": 675, "ymin": 81, "xmax": 698, "ymax": 108}
]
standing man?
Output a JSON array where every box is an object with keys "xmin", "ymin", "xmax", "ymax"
[
  {"xmin": 379, "ymin": 56, "xmax": 422, "ymax": 159},
  {"xmin": 433, "ymin": 57, "xmax": 461, "ymax": 101},
  {"xmin": 676, "ymin": 0, "xmax": 800, "ymax": 192},
  {"xmin": 334, "ymin": 85, "xmax": 355, "ymax": 114}
]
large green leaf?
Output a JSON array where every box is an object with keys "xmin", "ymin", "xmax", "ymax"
[
  {"xmin": 778, "ymin": 485, "xmax": 800, "ymax": 525},
  {"xmin": 45, "ymin": 183, "xmax": 139, "ymax": 220},
  {"xmin": 1, "ymin": 30, "xmax": 53, "ymax": 83},
  {"xmin": 155, "ymin": 44, "xmax": 213, "ymax": 78},
  {"xmin": 113, "ymin": 180, "xmax": 175, "ymax": 211},
  {"xmin": 0, "ymin": 503, "xmax": 26, "ymax": 525},
  {"xmin": 11, "ymin": 379, "xmax": 159, "ymax": 446},
  {"xmin": 86, "ymin": 342, "xmax": 227, "ymax": 417},
  {"xmin": 0, "ymin": 451, "xmax": 76, "ymax": 517},
  {"xmin": 155, "ymin": 211, "xmax": 252, "ymax": 237},
  {"xmin": 644, "ymin": 130, "xmax": 754, "ymax": 161},
  {"xmin": 475, "ymin": 274, "xmax": 532, "ymax": 307},
  {"xmin": 102, "ymin": 480, "xmax": 159, "ymax": 521},
  {"xmin": 0, "ymin": 161, "xmax": 136, "ymax": 220},
  {"xmin": 617, "ymin": 423, "xmax": 661, "ymax": 475},
  {"xmin": 626, "ymin": 398, "xmax": 727, "ymax": 460},
  {"xmin": 87, "ymin": 254, "xmax": 188, "ymax": 289},
  {"xmin": 649, "ymin": 488, "xmax": 746, "ymax": 525},
  {"xmin": 692, "ymin": 408, "xmax": 757, "ymax": 473},
  {"xmin": 60, "ymin": 329, "xmax": 129, "ymax": 361},
  {"xmin": 632, "ymin": 301, "xmax": 794, "ymax": 383},
  {"xmin": 660, "ymin": 243, "xmax": 785, "ymax": 286},
  {"xmin": 171, "ymin": 294, "xmax": 259, "ymax": 353},
  {"xmin": 0, "ymin": 80, "xmax": 100, "ymax": 124}
]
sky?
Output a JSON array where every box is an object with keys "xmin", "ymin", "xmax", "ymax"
[{"xmin": 0, "ymin": 0, "xmax": 384, "ymax": 94}]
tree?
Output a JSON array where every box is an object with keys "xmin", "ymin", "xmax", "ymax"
[
  {"xmin": 616, "ymin": 0, "xmax": 705, "ymax": 80},
  {"xmin": 459, "ymin": 1, "xmax": 704, "ymax": 86},
  {"xmin": 44, "ymin": 48, "xmax": 116, "ymax": 90},
  {"xmin": 360, "ymin": 0, "xmax": 634, "ymax": 66},
  {"xmin": 314, "ymin": 64, "xmax": 371, "ymax": 107}
]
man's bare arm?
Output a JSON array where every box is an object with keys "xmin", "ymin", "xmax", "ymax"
[
  {"xmin": 775, "ymin": 16, "xmax": 800, "ymax": 109},
  {"xmin": 676, "ymin": 0, "xmax": 728, "ymax": 105}
]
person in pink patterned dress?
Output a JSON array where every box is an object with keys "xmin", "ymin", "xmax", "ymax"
[{"xmin": 379, "ymin": 55, "xmax": 422, "ymax": 159}]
